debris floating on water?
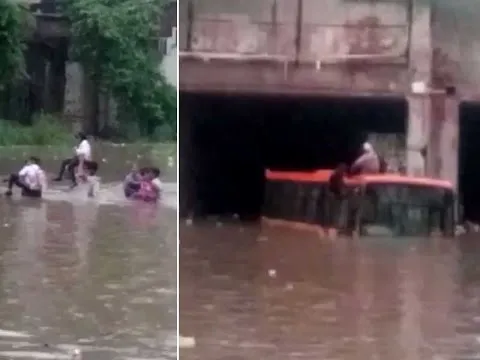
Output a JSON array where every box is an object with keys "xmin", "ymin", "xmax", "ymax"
[
  {"xmin": 268, "ymin": 269, "xmax": 277, "ymax": 278},
  {"xmin": 179, "ymin": 336, "xmax": 196, "ymax": 348}
]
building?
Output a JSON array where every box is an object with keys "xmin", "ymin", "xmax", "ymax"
[{"xmin": 179, "ymin": 0, "xmax": 480, "ymax": 219}]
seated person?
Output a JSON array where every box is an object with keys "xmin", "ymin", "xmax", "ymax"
[
  {"xmin": 350, "ymin": 142, "xmax": 380, "ymax": 175},
  {"xmin": 132, "ymin": 168, "xmax": 162, "ymax": 203},
  {"xmin": 5, "ymin": 157, "xmax": 47, "ymax": 198},
  {"xmin": 123, "ymin": 165, "xmax": 147, "ymax": 198},
  {"xmin": 54, "ymin": 132, "xmax": 94, "ymax": 187}
]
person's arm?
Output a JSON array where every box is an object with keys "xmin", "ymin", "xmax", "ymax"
[
  {"xmin": 75, "ymin": 140, "xmax": 88, "ymax": 156},
  {"xmin": 18, "ymin": 165, "xmax": 29, "ymax": 177},
  {"xmin": 351, "ymin": 153, "xmax": 370, "ymax": 172},
  {"xmin": 151, "ymin": 178, "xmax": 163, "ymax": 195},
  {"xmin": 37, "ymin": 170, "xmax": 47, "ymax": 191}
]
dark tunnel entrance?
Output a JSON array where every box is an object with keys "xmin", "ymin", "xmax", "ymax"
[
  {"xmin": 459, "ymin": 103, "xmax": 480, "ymax": 222},
  {"xmin": 180, "ymin": 93, "xmax": 407, "ymax": 220}
]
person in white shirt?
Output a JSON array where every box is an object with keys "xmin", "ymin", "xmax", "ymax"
[
  {"xmin": 53, "ymin": 132, "xmax": 94, "ymax": 187},
  {"xmin": 350, "ymin": 142, "xmax": 380, "ymax": 175},
  {"xmin": 5, "ymin": 156, "xmax": 47, "ymax": 198}
]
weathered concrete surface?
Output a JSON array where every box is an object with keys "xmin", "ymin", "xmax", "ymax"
[
  {"xmin": 180, "ymin": 58, "xmax": 408, "ymax": 96},
  {"xmin": 431, "ymin": 0, "xmax": 477, "ymax": 97},
  {"xmin": 180, "ymin": 0, "xmax": 411, "ymax": 95}
]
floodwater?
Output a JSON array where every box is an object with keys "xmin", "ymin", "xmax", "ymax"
[
  {"xmin": 0, "ymin": 146, "xmax": 177, "ymax": 360},
  {"xmin": 180, "ymin": 221, "xmax": 480, "ymax": 360}
]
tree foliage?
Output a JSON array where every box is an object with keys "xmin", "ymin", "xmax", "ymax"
[
  {"xmin": 0, "ymin": 0, "xmax": 27, "ymax": 90},
  {"xmin": 64, "ymin": 0, "xmax": 176, "ymax": 140}
]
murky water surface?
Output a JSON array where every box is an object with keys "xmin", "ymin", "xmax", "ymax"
[
  {"xmin": 0, "ymin": 146, "xmax": 177, "ymax": 360},
  {"xmin": 180, "ymin": 221, "xmax": 480, "ymax": 360}
]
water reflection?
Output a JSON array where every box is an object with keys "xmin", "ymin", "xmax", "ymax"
[
  {"xmin": 0, "ymin": 197, "xmax": 176, "ymax": 360},
  {"xmin": 180, "ymin": 222, "xmax": 480, "ymax": 360}
]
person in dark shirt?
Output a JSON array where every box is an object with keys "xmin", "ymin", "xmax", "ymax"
[
  {"xmin": 328, "ymin": 163, "xmax": 347, "ymax": 197},
  {"xmin": 326, "ymin": 163, "xmax": 347, "ymax": 238},
  {"xmin": 379, "ymin": 156, "xmax": 388, "ymax": 173}
]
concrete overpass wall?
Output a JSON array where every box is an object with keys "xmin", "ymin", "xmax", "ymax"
[{"xmin": 179, "ymin": 0, "xmax": 413, "ymax": 95}]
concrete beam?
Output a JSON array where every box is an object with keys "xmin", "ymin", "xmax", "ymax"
[{"xmin": 180, "ymin": 58, "xmax": 409, "ymax": 97}]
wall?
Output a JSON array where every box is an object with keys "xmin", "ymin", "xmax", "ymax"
[
  {"xmin": 432, "ymin": 0, "xmax": 480, "ymax": 98},
  {"xmin": 179, "ymin": 0, "xmax": 412, "ymax": 95},
  {"xmin": 161, "ymin": 37, "xmax": 178, "ymax": 87}
]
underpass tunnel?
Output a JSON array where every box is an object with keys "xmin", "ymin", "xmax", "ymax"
[
  {"xmin": 459, "ymin": 103, "xmax": 480, "ymax": 222},
  {"xmin": 180, "ymin": 93, "xmax": 406, "ymax": 220}
]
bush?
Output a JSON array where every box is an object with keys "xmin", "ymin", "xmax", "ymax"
[
  {"xmin": 0, "ymin": 113, "xmax": 71, "ymax": 145},
  {"xmin": 0, "ymin": 0, "xmax": 28, "ymax": 89}
]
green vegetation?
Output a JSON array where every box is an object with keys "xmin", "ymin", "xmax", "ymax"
[
  {"xmin": 0, "ymin": 0, "xmax": 27, "ymax": 90},
  {"xmin": 64, "ymin": 0, "xmax": 177, "ymax": 141},
  {"xmin": 0, "ymin": 113, "xmax": 70, "ymax": 146},
  {"xmin": 0, "ymin": 0, "xmax": 176, "ymax": 145}
]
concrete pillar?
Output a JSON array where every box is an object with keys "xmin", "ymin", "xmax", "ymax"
[
  {"xmin": 179, "ymin": 95, "xmax": 193, "ymax": 218},
  {"xmin": 63, "ymin": 62, "xmax": 85, "ymax": 129},
  {"xmin": 406, "ymin": 0, "xmax": 432, "ymax": 176},
  {"xmin": 406, "ymin": 95, "xmax": 430, "ymax": 176},
  {"xmin": 438, "ymin": 96, "xmax": 459, "ymax": 189}
]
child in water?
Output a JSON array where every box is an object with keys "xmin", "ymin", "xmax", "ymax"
[
  {"xmin": 76, "ymin": 161, "xmax": 99, "ymax": 198},
  {"xmin": 132, "ymin": 167, "xmax": 162, "ymax": 202}
]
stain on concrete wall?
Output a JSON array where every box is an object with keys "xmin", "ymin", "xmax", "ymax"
[
  {"xmin": 301, "ymin": 0, "xmax": 408, "ymax": 60},
  {"xmin": 432, "ymin": 0, "xmax": 474, "ymax": 90}
]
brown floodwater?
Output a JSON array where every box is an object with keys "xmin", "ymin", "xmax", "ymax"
[
  {"xmin": 180, "ymin": 221, "xmax": 480, "ymax": 360},
  {"xmin": 0, "ymin": 146, "xmax": 177, "ymax": 360}
]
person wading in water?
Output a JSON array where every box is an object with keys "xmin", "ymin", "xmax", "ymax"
[
  {"xmin": 326, "ymin": 163, "xmax": 347, "ymax": 239},
  {"xmin": 53, "ymin": 132, "xmax": 93, "ymax": 188}
]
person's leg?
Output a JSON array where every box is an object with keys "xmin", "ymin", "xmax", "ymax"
[
  {"xmin": 5, "ymin": 174, "xmax": 28, "ymax": 196},
  {"xmin": 67, "ymin": 156, "xmax": 80, "ymax": 186},
  {"xmin": 21, "ymin": 188, "xmax": 42, "ymax": 198},
  {"xmin": 54, "ymin": 158, "xmax": 73, "ymax": 181}
]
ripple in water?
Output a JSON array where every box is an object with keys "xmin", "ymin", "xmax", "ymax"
[
  {"xmin": 0, "ymin": 182, "xmax": 177, "ymax": 360},
  {"xmin": 180, "ymin": 223, "xmax": 480, "ymax": 360}
]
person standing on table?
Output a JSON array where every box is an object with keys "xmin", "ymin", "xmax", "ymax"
[
  {"xmin": 53, "ymin": 132, "xmax": 93, "ymax": 187},
  {"xmin": 350, "ymin": 142, "xmax": 380, "ymax": 175}
]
